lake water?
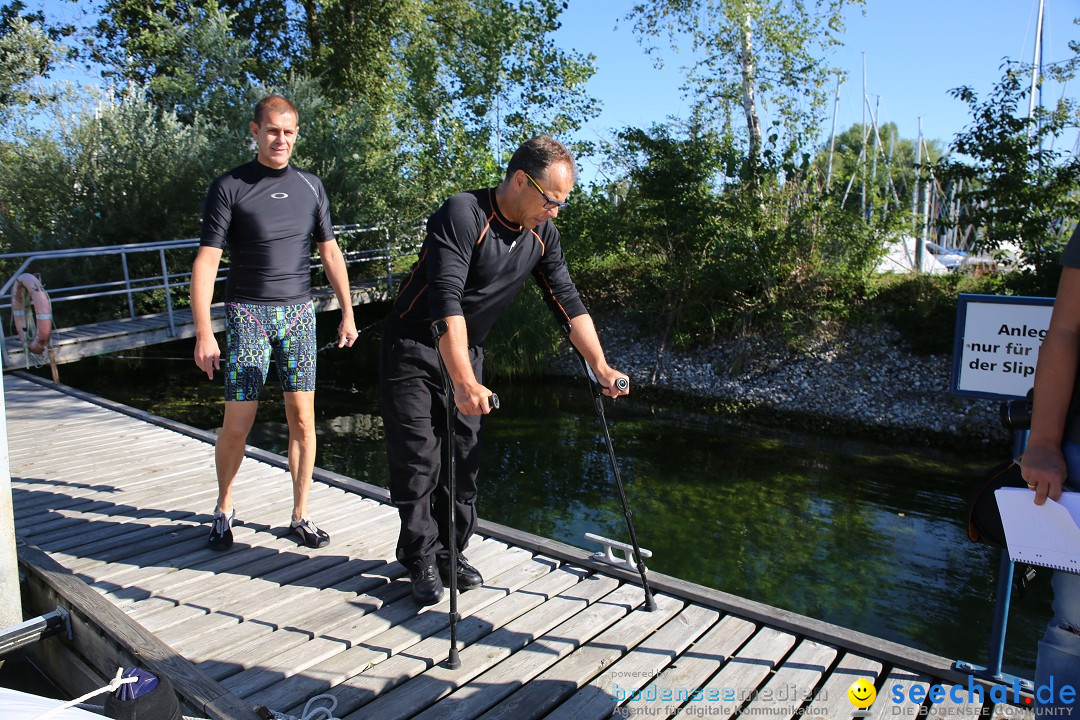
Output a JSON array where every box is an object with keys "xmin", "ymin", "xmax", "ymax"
[{"xmin": 27, "ymin": 310, "xmax": 1050, "ymax": 679}]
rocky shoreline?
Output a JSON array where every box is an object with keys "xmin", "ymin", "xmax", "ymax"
[{"xmin": 549, "ymin": 316, "xmax": 1009, "ymax": 450}]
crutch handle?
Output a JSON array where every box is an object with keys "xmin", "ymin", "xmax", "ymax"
[
  {"xmin": 615, "ymin": 377, "xmax": 629, "ymax": 392},
  {"xmin": 489, "ymin": 394, "xmax": 500, "ymax": 410}
]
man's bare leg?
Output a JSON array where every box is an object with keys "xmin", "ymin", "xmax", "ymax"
[
  {"xmin": 215, "ymin": 400, "xmax": 259, "ymax": 514},
  {"xmin": 284, "ymin": 390, "xmax": 327, "ymax": 547}
]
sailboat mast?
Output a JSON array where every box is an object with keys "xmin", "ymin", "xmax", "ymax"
[{"xmin": 1027, "ymin": 0, "xmax": 1045, "ymax": 126}]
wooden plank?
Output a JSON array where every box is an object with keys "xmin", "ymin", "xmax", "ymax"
[
  {"xmin": 33, "ymin": 513, "xmax": 209, "ymax": 558},
  {"xmin": 867, "ymin": 668, "xmax": 932, "ymax": 720},
  {"xmin": 336, "ymin": 565, "xmax": 599, "ymax": 720},
  {"xmin": 407, "ymin": 582, "xmax": 647, "ymax": 720},
  {"xmin": 157, "ymin": 541, "xmax": 401, "ymax": 651},
  {"xmin": 73, "ymin": 468, "xmax": 323, "ymax": 583},
  {"xmin": 14, "ymin": 459, "xmax": 279, "ymax": 531},
  {"xmin": 72, "ymin": 501, "xmax": 294, "ymax": 588},
  {"xmin": 43, "ymin": 517, "xmax": 211, "ymax": 567},
  {"xmin": 614, "ymin": 624, "xmax": 791, "ymax": 720},
  {"xmin": 56, "ymin": 471, "xmax": 295, "ymax": 573},
  {"xmin": 721, "ymin": 638, "xmax": 838, "ymax": 720},
  {"xmin": 21, "ymin": 507, "xmax": 205, "ymax": 548},
  {"xmin": 806, "ymin": 652, "xmax": 883, "ymax": 720},
  {"xmin": 223, "ymin": 542, "xmax": 529, "ymax": 700},
  {"xmin": 474, "ymin": 593, "xmax": 683, "ymax": 720},
  {"xmin": 677, "ymin": 627, "xmax": 798, "ymax": 717},
  {"xmin": 483, "ymin": 520, "xmax": 968, "ymax": 685},
  {"xmin": 15, "ymin": 445, "xmax": 217, "ymax": 494},
  {"xmin": 126, "ymin": 541, "xmax": 331, "ymax": 629},
  {"xmin": 196, "ymin": 572, "xmax": 412, "ymax": 681},
  {"xmin": 143, "ymin": 506, "xmax": 398, "ymax": 621},
  {"xmin": 14, "ymin": 422, "xmax": 172, "ymax": 451},
  {"xmin": 543, "ymin": 603, "xmax": 721, "ymax": 720},
  {"xmin": 19, "ymin": 471, "xmax": 223, "ymax": 529},
  {"xmin": 131, "ymin": 511, "xmax": 401, "ymax": 633},
  {"xmin": 196, "ymin": 541, "xmax": 508, "ymax": 682},
  {"xmin": 610, "ymin": 612, "xmax": 757, "ymax": 719},
  {"xmin": 120, "ymin": 496, "xmax": 375, "ymax": 610},
  {"xmin": 11, "ymin": 425, "xmax": 201, "ymax": 461},
  {"xmin": 18, "ymin": 542, "xmax": 261, "ymax": 720},
  {"xmin": 252, "ymin": 555, "xmax": 570, "ymax": 714},
  {"xmin": 12, "ymin": 462, "xmax": 212, "ymax": 517}
]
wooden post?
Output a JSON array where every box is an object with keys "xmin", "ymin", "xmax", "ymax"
[{"xmin": 0, "ymin": 369, "xmax": 22, "ymax": 636}]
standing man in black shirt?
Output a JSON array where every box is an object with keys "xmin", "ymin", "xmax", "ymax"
[
  {"xmin": 191, "ymin": 95, "xmax": 358, "ymax": 551},
  {"xmin": 381, "ymin": 135, "xmax": 629, "ymax": 605}
]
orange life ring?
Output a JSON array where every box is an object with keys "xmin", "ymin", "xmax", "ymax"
[{"xmin": 11, "ymin": 273, "xmax": 52, "ymax": 354}]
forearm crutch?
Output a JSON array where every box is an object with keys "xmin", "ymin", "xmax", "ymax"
[
  {"xmin": 430, "ymin": 321, "xmax": 499, "ymax": 668},
  {"xmin": 565, "ymin": 328, "xmax": 657, "ymax": 612}
]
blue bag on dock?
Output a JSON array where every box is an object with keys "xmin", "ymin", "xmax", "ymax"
[{"xmin": 103, "ymin": 667, "xmax": 181, "ymax": 720}]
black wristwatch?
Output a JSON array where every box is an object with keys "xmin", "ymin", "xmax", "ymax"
[{"xmin": 430, "ymin": 319, "xmax": 449, "ymax": 341}]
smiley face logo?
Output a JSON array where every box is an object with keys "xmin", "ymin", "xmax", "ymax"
[{"xmin": 847, "ymin": 678, "xmax": 877, "ymax": 709}]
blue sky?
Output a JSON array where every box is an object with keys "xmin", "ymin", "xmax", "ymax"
[{"xmin": 554, "ymin": 0, "xmax": 1077, "ymax": 180}]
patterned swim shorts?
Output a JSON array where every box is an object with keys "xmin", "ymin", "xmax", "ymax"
[{"xmin": 224, "ymin": 301, "xmax": 317, "ymax": 401}]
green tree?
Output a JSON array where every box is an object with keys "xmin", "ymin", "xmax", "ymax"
[
  {"xmin": 938, "ymin": 59, "xmax": 1080, "ymax": 288},
  {"xmin": 628, "ymin": 0, "xmax": 865, "ymax": 172},
  {"xmin": 815, "ymin": 122, "xmax": 944, "ymax": 221},
  {"xmin": 78, "ymin": 0, "xmax": 598, "ymax": 225},
  {"xmin": 338, "ymin": 0, "xmax": 596, "ymax": 212},
  {"xmin": 611, "ymin": 123, "xmax": 726, "ymax": 366},
  {"xmin": 0, "ymin": 5, "xmax": 65, "ymax": 117},
  {"xmin": 0, "ymin": 82, "xmax": 234, "ymax": 321},
  {"xmin": 566, "ymin": 121, "xmax": 889, "ymax": 361},
  {"xmin": 81, "ymin": 0, "xmax": 256, "ymax": 125},
  {"xmin": 1, "ymin": 85, "xmax": 220, "ymax": 251}
]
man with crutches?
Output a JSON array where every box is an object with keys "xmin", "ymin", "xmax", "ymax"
[{"xmin": 379, "ymin": 135, "xmax": 629, "ymax": 608}]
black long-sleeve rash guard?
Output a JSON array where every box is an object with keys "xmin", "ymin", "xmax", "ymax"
[
  {"xmin": 200, "ymin": 160, "xmax": 335, "ymax": 305},
  {"xmin": 392, "ymin": 188, "xmax": 589, "ymax": 347}
]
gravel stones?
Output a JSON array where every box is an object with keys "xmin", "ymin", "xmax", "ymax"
[{"xmin": 550, "ymin": 317, "xmax": 1005, "ymax": 446}]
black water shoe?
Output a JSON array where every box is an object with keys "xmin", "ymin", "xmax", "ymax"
[
  {"xmin": 291, "ymin": 518, "xmax": 330, "ymax": 548},
  {"xmin": 410, "ymin": 559, "xmax": 444, "ymax": 606},
  {"xmin": 207, "ymin": 509, "xmax": 234, "ymax": 551},
  {"xmin": 437, "ymin": 553, "xmax": 484, "ymax": 591}
]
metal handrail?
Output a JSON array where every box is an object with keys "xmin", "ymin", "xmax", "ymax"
[{"xmin": 0, "ymin": 225, "xmax": 421, "ymax": 364}]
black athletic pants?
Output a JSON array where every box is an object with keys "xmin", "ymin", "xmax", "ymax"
[{"xmin": 379, "ymin": 318, "xmax": 484, "ymax": 567}]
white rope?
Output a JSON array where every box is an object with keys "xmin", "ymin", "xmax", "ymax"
[
  {"xmin": 33, "ymin": 667, "xmax": 136, "ymax": 719},
  {"xmin": 258, "ymin": 694, "xmax": 341, "ymax": 720}
]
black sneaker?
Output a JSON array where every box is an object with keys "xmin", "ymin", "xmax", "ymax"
[
  {"xmin": 208, "ymin": 509, "xmax": 234, "ymax": 551},
  {"xmin": 437, "ymin": 553, "xmax": 484, "ymax": 591},
  {"xmin": 291, "ymin": 518, "xmax": 330, "ymax": 548},
  {"xmin": 409, "ymin": 559, "xmax": 444, "ymax": 606}
]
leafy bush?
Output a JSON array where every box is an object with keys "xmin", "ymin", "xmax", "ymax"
[
  {"xmin": 559, "ymin": 123, "xmax": 893, "ymax": 357},
  {"xmin": 867, "ymin": 271, "xmax": 1018, "ymax": 355}
]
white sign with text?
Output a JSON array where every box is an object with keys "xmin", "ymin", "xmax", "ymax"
[{"xmin": 952, "ymin": 294, "xmax": 1054, "ymax": 400}]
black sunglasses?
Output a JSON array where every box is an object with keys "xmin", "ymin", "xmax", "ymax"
[{"xmin": 523, "ymin": 171, "xmax": 570, "ymax": 210}]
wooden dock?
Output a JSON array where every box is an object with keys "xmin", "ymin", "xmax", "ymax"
[
  {"xmin": 3, "ymin": 282, "xmax": 390, "ymax": 371},
  {"xmin": 6, "ymin": 373, "xmax": 1032, "ymax": 720}
]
